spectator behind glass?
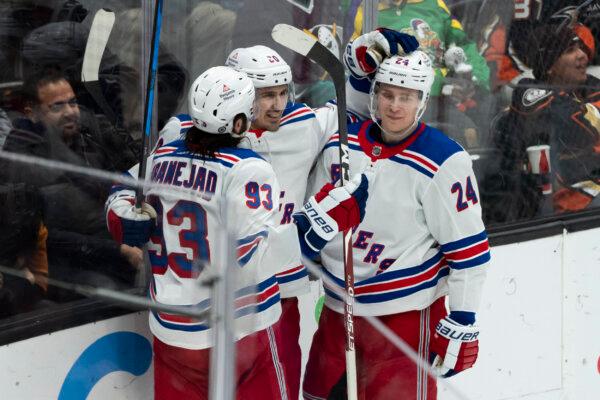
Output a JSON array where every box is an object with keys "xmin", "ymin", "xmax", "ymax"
[
  {"xmin": 487, "ymin": 23, "xmax": 600, "ymax": 222},
  {"xmin": 21, "ymin": 16, "xmax": 141, "ymax": 168},
  {"xmin": 0, "ymin": 183, "xmax": 48, "ymax": 319},
  {"xmin": 105, "ymin": 7, "xmax": 188, "ymax": 141},
  {"xmin": 472, "ymin": 1, "xmax": 598, "ymax": 97},
  {"xmin": 1, "ymin": 69, "xmax": 142, "ymax": 301},
  {"xmin": 351, "ymin": 0, "xmax": 492, "ymax": 149}
]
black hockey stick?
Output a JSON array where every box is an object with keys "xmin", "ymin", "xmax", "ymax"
[
  {"xmin": 81, "ymin": 8, "xmax": 118, "ymax": 125},
  {"xmin": 271, "ymin": 23, "xmax": 358, "ymax": 400},
  {"xmin": 136, "ymin": 0, "xmax": 164, "ymax": 208}
]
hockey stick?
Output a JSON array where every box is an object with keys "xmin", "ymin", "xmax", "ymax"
[
  {"xmin": 136, "ymin": 0, "xmax": 163, "ymax": 208},
  {"xmin": 271, "ymin": 23, "xmax": 358, "ymax": 400},
  {"xmin": 82, "ymin": 8, "xmax": 118, "ymax": 126}
]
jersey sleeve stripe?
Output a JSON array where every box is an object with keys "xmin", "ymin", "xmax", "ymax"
[
  {"xmin": 235, "ymin": 280, "xmax": 281, "ymax": 318},
  {"xmin": 237, "ymin": 237, "xmax": 264, "ymax": 266},
  {"xmin": 355, "ymin": 258, "xmax": 447, "ymax": 295},
  {"xmin": 320, "ymin": 251, "xmax": 449, "ymax": 299},
  {"xmin": 441, "ymin": 231, "xmax": 491, "ymax": 270},
  {"xmin": 149, "ymin": 285, "xmax": 211, "ymax": 331},
  {"xmin": 441, "ymin": 231, "xmax": 489, "ymax": 252},
  {"xmin": 324, "ymin": 266, "xmax": 449, "ymax": 304},
  {"xmin": 444, "ymin": 240, "xmax": 489, "ymax": 261},
  {"xmin": 237, "ymin": 232, "xmax": 268, "ymax": 267},
  {"xmin": 356, "ymin": 268, "xmax": 449, "ymax": 303},
  {"xmin": 447, "ymin": 253, "xmax": 491, "ymax": 270},
  {"xmin": 276, "ymin": 264, "xmax": 305, "ymax": 277},
  {"xmin": 151, "ymin": 311, "xmax": 210, "ymax": 332},
  {"xmin": 276, "ymin": 265, "xmax": 308, "ymax": 284},
  {"xmin": 238, "ymin": 230, "xmax": 268, "ymax": 245},
  {"xmin": 235, "ymin": 281, "xmax": 279, "ymax": 310},
  {"xmin": 151, "ymin": 276, "xmax": 280, "ymax": 332}
]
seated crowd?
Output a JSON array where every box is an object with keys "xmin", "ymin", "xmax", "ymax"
[{"xmin": 0, "ymin": 0, "xmax": 599, "ymax": 321}]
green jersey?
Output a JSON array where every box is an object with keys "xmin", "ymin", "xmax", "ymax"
[{"xmin": 353, "ymin": 0, "xmax": 490, "ymax": 96}]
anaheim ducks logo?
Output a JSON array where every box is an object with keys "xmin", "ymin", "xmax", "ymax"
[{"xmin": 522, "ymin": 88, "xmax": 551, "ymax": 107}]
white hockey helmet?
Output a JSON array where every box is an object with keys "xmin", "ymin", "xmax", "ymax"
[
  {"xmin": 369, "ymin": 51, "xmax": 435, "ymax": 123},
  {"xmin": 188, "ymin": 66, "xmax": 255, "ymax": 135},
  {"xmin": 225, "ymin": 45, "xmax": 294, "ymax": 97}
]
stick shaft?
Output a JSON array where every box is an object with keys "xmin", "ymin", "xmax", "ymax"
[
  {"xmin": 271, "ymin": 24, "xmax": 359, "ymax": 398},
  {"xmin": 136, "ymin": 0, "xmax": 163, "ymax": 207},
  {"xmin": 305, "ymin": 30, "xmax": 359, "ymax": 400}
]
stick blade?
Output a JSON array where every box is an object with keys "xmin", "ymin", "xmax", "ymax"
[
  {"xmin": 82, "ymin": 8, "xmax": 115, "ymax": 82},
  {"xmin": 271, "ymin": 23, "xmax": 316, "ymax": 56}
]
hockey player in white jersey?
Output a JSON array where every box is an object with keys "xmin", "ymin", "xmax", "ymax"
[
  {"xmin": 104, "ymin": 66, "xmax": 370, "ymax": 400},
  {"xmin": 302, "ymin": 49, "xmax": 490, "ymax": 399},
  {"xmin": 225, "ymin": 45, "xmax": 334, "ymax": 400},
  {"xmin": 157, "ymin": 34, "xmax": 418, "ymax": 399}
]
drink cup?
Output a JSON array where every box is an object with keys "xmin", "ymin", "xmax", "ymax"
[
  {"xmin": 527, "ymin": 145, "xmax": 551, "ymax": 174},
  {"xmin": 526, "ymin": 144, "xmax": 552, "ymax": 194}
]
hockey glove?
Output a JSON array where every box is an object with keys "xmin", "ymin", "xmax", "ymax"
[
  {"xmin": 344, "ymin": 28, "xmax": 419, "ymax": 78},
  {"xmin": 293, "ymin": 173, "xmax": 369, "ymax": 259},
  {"xmin": 106, "ymin": 190, "xmax": 157, "ymax": 247},
  {"xmin": 429, "ymin": 313, "xmax": 480, "ymax": 378}
]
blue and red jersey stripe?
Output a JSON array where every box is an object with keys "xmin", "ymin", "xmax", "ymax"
[{"xmin": 441, "ymin": 231, "xmax": 490, "ymax": 270}]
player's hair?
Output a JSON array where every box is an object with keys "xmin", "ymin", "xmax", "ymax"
[{"xmin": 185, "ymin": 113, "xmax": 247, "ymax": 158}]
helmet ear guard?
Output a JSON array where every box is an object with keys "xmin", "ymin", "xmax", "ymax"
[{"xmin": 188, "ymin": 66, "xmax": 255, "ymax": 135}]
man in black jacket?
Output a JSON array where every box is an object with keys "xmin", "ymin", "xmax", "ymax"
[
  {"xmin": 2, "ymin": 69, "xmax": 141, "ymax": 300},
  {"xmin": 485, "ymin": 22, "xmax": 600, "ymax": 222}
]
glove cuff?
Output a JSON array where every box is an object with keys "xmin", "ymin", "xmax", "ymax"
[
  {"xmin": 292, "ymin": 213, "xmax": 327, "ymax": 259},
  {"xmin": 449, "ymin": 310, "xmax": 476, "ymax": 325}
]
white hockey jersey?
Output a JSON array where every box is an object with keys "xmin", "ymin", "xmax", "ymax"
[
  {"xmin": 157, "ymin": 103, "xmax": 340, "ymax": 297},
  {"xmin": 143, "ymin": 139, "xmax": 300, "ymax": 350},
  {"xmin": 309, "ymin": 119, "xmax": 490, "ymax": 317}
]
